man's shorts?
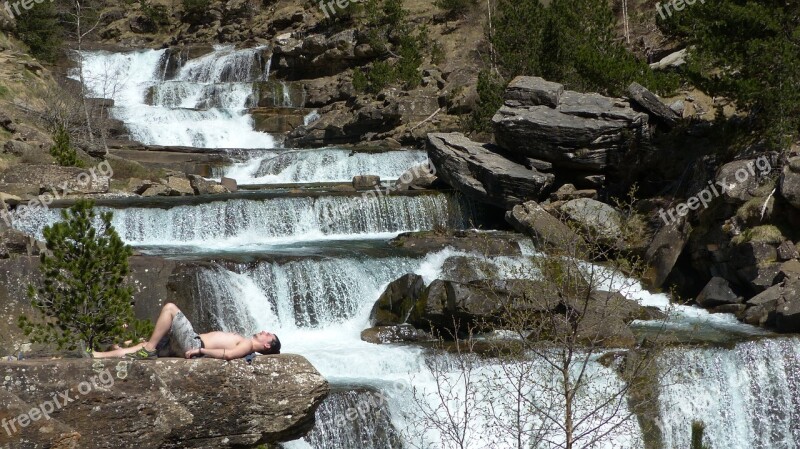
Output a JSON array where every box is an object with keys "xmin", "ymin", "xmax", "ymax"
[{"xmin": 155, "ymin": 312, "xmax": 203, "ymax": 357}]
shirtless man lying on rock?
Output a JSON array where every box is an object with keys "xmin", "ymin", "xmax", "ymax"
[{"xmin": 92, "ymin": 303, "xmax": 281, "ymax": 360}]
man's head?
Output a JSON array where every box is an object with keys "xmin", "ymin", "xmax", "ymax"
[{"xmin": 254, "ymin": 331, "xmax": 281, "ymax": 355}]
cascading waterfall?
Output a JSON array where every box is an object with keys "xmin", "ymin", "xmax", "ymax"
[
  {"xmin": 220, "ymin": 149, "xmax": 429, "ymax": 184},
  {"xmin": 13, "ymin": 193, "xmax": 473, "ymax": 247},
  {"xmin": 66, "ymin": 45, "xmax": 800, "ymax": 449},
  {"xmin": 657, "ymin": 338, "xmax": 800, "ymax": 449},
  {"xmin": 76, "ymin": 46, "xmax": 275, "ymax": 148}
]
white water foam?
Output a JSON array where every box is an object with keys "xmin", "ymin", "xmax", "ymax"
[
  {"xmin": 221, "ymin": 149, "xmax": 429, "ymax": 185},
  {"xmin": 75, "ymin": 46, "xmax": 275, "ymax": 148}
]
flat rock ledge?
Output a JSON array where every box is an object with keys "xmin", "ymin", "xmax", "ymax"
[{"xmin": 0, "ymin": 356, "xmax": 328, "ymax": 449}]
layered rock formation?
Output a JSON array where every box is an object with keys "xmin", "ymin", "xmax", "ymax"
[
  {"xmin": 493, "ymin": 76, "xmax": 650, "ymax": 173},
  {"xmin": 0, "ymin": 357, "xmax": 328, "ymax": 448},
  {"xmin": 427, "ymin": 132, "xmax": 554, "ymax": 208}
]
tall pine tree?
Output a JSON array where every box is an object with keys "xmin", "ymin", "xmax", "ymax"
[{"xmin": 19, "ymin": 200, "xmax": 146, "ymax": 351}]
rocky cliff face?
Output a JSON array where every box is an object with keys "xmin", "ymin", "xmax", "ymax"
[{"xmin": 0, "ymin": 357, "xmax": 328, "ymax": 448}]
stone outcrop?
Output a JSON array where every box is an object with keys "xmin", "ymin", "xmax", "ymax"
[
  {"xmin": 0, "ymin": 165, "xmax": 110, "ymax": 195},
  {"xmin": 389, "ymin": 230, "xmax": 523, "ymax": 257},
  {"xmin": 780, "ymin": 156, "xmax": 800, "ymax": 209},
  {"xmin": 0, "ymin": 357, "xmax": 328, "ymax": 448},
  {"xmin": 559, "ymin": 198, "xmax": 623, "ymax": 243},
  {"xmin": 367, "ymin": 271, "xmax": 662, "ymax": 347},
  {"xmin": 427, "ymin": 132, "xmax": 554, "ymax": 208},
  {"xmin": 505, "ymin": 201, "xmax": 585, "ymax": 252},
  {"xmin": 493, "ymin": 76, "xmax": 649, "ymax": 173},
  {"xmin": 627, "ymin": 82, "xmax": 680, "ymax": 127}
]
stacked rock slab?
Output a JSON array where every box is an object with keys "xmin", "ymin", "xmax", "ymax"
[{"xmin": 492, "ymin": 76, "xmax": 650, "ymax": 173}]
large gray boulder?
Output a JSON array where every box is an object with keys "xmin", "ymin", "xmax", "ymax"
[
  {"xmin": 505, "ymin": 201, "xmax": 585, "ymax": 252},
  {"xmin": 780, "ymin": 157, "xmax": 800, "ymax": 209},
  {"xmin": 427, "ymin": 132, "xmax": 554, "ymax": 208},
  {"xmin": 493, "ymin": 77, "xmax": 649, "ymax": 173},
  {"xmin": 645, "ymin": 213, "xmax": 691, "ymax": 288},
  {"xmin": 0, "ymin": 357, "xmax": 328, "ymax": 448},
  {"xmin": 560, "ymin": 198, "xmax": 622, "ymax": 242},
  {"xmin": 627, "ymin": 82, "xmax": 680, "ymax": 127}
]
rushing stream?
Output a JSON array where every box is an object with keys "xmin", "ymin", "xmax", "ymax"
[{"xmin": 30, "ymin": 46, "xmax": 800, "ymax": 448}]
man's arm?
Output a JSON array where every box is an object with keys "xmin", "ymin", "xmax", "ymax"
[{"xmin": 187, "ymin": 340, "xmax": 253, "ymax": 360}]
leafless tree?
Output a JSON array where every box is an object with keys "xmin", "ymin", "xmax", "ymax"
[{"xmin": 403, "ymin": 197, "xmax": 672, "ymax": 449}]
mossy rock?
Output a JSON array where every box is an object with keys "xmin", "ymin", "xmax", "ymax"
[{"xmin": 732, "ymin": 225, "xmax": 785, "ymax": 245}]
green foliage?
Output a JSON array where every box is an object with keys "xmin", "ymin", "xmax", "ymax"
[
  {"xmin": 659, "ymin": 0, "xmax": 800, "ymax": 149},
  {"xmin": 469, "ymin": 0, "xmax": 679, "ymax": 131},
  {"xmin": 691, "ymin": 421, "xmax": 711, "ymax": 449},
  {"xmin": 350, "ymin": 0, "xmax": 426, "ymax": 93},
  {"xmin": 18, "ymin": 200, "xmax": 146, "ymax": 351},
  {"xmin": 139, "ymin": 0, "xmax": 170, "ymax": 31},
  {"xmin": 0, "ymin": 85, "xmax": 9, "ymax": 99},
  {"xmin": 181, "ymin": 0, "xmax": 210, "ymax": 24},
  {"xmin": 14, "ymin": 1, "xmax": 62, "ymax": 63},
  {"xmin": 434, "ymin": 0, "xmax": 477, "ymax": 17},
  {"xmin": 469, "ymin": 70, "xmax": 505, "ymax": 133},
  {"xmin": 49, "ymin": 126, "xmax": 85, "ymax": 168}
]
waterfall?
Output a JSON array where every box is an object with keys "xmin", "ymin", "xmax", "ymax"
[
  {"xmin": 657, "ymin": 338, "xmax": 800, "ymax": 449},
  {"xmin": 13, "ymin": 193, "xmax": 474, "ymax": 247},
  {"xmin": 220, "ymin": 149, "xmax": 429, "ymax": 184},
  {"xmin": 193, "ymin": 257, "xmax": 418, "ymax": 330},
  {"xmin": 76, "ymin": 46, "xmax": 275, "ymax": 148}
]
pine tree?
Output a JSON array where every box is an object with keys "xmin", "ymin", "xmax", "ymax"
[
  {"xmin": 50, "ymin": 125, "xmax": 84, "ymax": 167},
  {"xmin": 14, "ymin": 0, "xmax": 62, "ymax": 63},
  {"xmin": 660, "ymin": 0, "xmax": 800, "ymax": 149},
  {"xmin": 18, "ymin": 200, "xmax": 144, "ymax": 351}
]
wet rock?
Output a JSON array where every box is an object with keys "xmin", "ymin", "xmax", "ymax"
[
  {"xmin": 428, "ymin": 132, "xmax": 554, "ymax": 208},
  {"xmin": 493, "ymin": 78, "xmax": 649, "ymax": 173},
  {"xmin": 352, "ymin": 175, "xmax": 380, "ymax": 190},
  {"xmin": 627, "ymin": 82, "xmax": 679, "ymax": 127},
  {"xmin": 644, "ymin": 213, "xmax": 691, "ymax": 288},
  {"xmin": 736, "ymin": 263, "xmax": 781, "ymax": 293},
  {"xmin": 743, "ymin": 284, "xmax": 781, "ymax": 326},
  {"xmin": 440, "ymin": 256, "xmax": 499, "ymax": 283},
  {"xmin": 0, "ymin": 357, "xmax": 328, "ymax": 448},
  {"xmin": 360, "ymin": 324, "xmax": 427, "ymax": 344},
  {"xmin": 695, "ymin": 277, "xmax": 741, "ymax": 307},
  {"xmin": 369, "ymin": 273, "xmax": 426, "ymax": 326},
  {"xmin": 505, "ymin": 201, "xmax": 585, "ymax": 252}
]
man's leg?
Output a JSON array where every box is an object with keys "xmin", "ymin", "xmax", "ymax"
[
  {"xmin": 92, "ymin": 342, "xmax": 146, "ymax": 358},
  {"xmin": 143, "ymin": 303, "xmax": 181, "ymax": 352}
]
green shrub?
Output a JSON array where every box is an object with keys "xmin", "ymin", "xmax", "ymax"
[
  {"xmin": 469, "ymin": 71, "xmax": 505, "ymax": 132},
  {"xmin": 50, "ymin": 126, "xmax": 84, "ymax": 168},
  {"xmin": 139, "ymin": 0, "xmax": 170, "ymax": 31},
  {"xmin": 14, "ymin": 1, "xmax": 62, "ymax": 63},
  {"xmin": 18, "ymin": 200, "xmax": 149, "ymax": 351},
  {"xmin": 434, "ymin": 0, "xmax": 477, "ymax": 17},
  {"xmin": 181, "ymin": 0, "xmax": 210, "ymax": 24}
]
